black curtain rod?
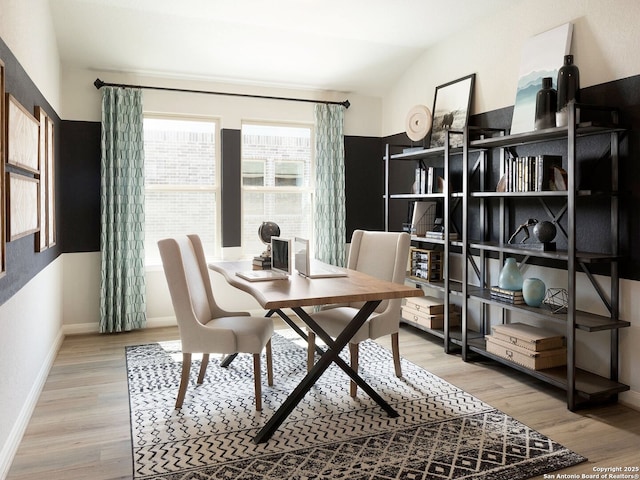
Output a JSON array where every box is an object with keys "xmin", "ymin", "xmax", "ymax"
[{"xmin": 93, "ymin": 78, "xmax": 350, "ymax": 109}]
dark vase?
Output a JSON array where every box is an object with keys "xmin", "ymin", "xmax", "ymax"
[
  {"xmin": 557, "ymin": 54, "xmax": 580, "ymax": 112},
  {"xmin": 534, "ymin": 77, "xmax": 557, "ymax": 130}
]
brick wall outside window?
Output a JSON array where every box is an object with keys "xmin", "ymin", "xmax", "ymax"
[
  {"xmin": 143, "ymin": 118, "xmax": 217, "ymax": 264},
  {"xmin": 241, "ymin": 124, "xmax": 313, "ymax": 256}
]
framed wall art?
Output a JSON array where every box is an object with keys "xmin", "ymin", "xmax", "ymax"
[
  {"xmin": 7, "ymin": 172, "xmax": 40, "ymax": 242},
  {"xmin": 35, "ymin": 106, "xmax": 56, "ymax": 251},
  {"xmin": 0, "ymin": 58, "xmax": 5, "ymax": 276},
  {"xmin": 429, "ymin": 73, "xmax": 475, "ymax": 149},
  {"xmin": 510, "ymin": 22, "xmax": 573, "ymax": 135},
  {"xmin": 6, "ymin": 93, "xmax": 39, "ymax": 174},
  {"xmin": 46, "ymin": 116, "xmax": 56, "ymax": 247}
]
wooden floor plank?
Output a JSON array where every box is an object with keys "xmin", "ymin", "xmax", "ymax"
[{"xmin": 6, "ymin": 324, "xmax": 639, "ymax": 480}]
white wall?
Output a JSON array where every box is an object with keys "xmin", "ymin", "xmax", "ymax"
[
  {"xmin": 0, "ymin": 0, "xmax": 61, "ymax": 112},
  {"xmin": 382, "ymin": 0, "xmax": 640, "ymax": 136},
  {"xmin": 0, "ymin": 1, "xmax": 63, "ymax": 477},
  {"xmin": 61, "ymin": 67, "xmax": 382, "ymax": 136},
  {"xmin": 0, "ymin": 259, "xmax": 64, "ymax": 479}
]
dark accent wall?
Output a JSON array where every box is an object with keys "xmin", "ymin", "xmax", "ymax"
[
  {"xmin": 60, "ymin": 121, "xmax": 101, "ymax": 252},
  {"xmin": 344, "ymin": 136, "xmax": 385, "ymax": 239},
  {"xmin": 220, "ymin": 129, "xmax": 242, "ymax": 247},
  {"xmin": 0, "ymin": 37, "xmax": 62, "ymax": 306}
]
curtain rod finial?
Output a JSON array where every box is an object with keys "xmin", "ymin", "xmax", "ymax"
[
  {"xmin": 343, "ymin": 100, "xmax": 350, "ymax": 109},
  {"xmin": 94, "ymin": 78, "xmax": 105, "ymax": 89}
]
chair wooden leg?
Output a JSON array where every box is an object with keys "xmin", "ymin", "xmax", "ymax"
[
  {"xmin": 307, "ymin": 331, "xmax": 316, "ymax": 372},
  {"xmin": 266, "ymin": 340, "xmax": 274, "ymax": 386},
  {"xmin": 197, "ymin": 353, "xmax": 209, "ymax": 384},
  {"xmin": 253, "ymin": 353, "xmax": 263, "ymax": 411},
  {"xmin": 392, "ymin": 332, "xmax": 402, "ymax": 378},
  {"xmin": 176, "ymin": 353, "xmax": 192, "ymax": 409},
  {"xmin": 349, "ymin": 343, "xmax": 359, "ymax": 398}
]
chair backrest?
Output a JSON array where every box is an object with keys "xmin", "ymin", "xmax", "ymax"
[
  {"xmin": 347, "ymin": 230, "xmax": 411, "ymax": 314},
  {"xmin": 158, "ymin": 234, "xmax": 224, "ymax": 328}
]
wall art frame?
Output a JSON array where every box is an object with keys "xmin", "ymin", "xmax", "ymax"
[
  {"xmin": 429, "ymin": 73, "xmax": 475, "ymax": 149},
  {"xmin": 510, "ymin": 22, "xmax": 573, "ymax": 135},
  {"xmin": 6, "ymin": 93, "xmax": 39, "ymax": 174},
  {"xmin": 35, "ymin": 106, "xmax": 56, "ymax": 251},
  {"xmin": 6, "ymin": 171, "xmax": 40, "ymax": 241},
  {"xmin": 0, "ymin": 58, "xmax": 5, "ymax": 277}
]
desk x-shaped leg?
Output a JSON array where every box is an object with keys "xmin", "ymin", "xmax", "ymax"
[{"xmin": 253, "ymin": 300, "xmax": 399, "ymax": 444}]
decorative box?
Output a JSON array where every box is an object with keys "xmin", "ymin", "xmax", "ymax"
[
  {"xmin": 491, "ymin": 322, "xmax": 564, "ymax": 351},
  {"xmin": 402, "ymin": 304, "xmax": 460, "ymax": 329},
  {"xmin": 486, "ymin": 335, "xmax": 566, "ymax": 370},
  {"xmin": 404, "ymin": 296, "xmax": 453, "ymax": 315}
]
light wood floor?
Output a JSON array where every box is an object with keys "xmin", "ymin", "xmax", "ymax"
[{"xmin": 7, "ymin": 323, "xmax": 640, "ymax": 480}]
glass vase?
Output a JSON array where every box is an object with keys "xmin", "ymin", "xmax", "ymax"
[
  {"xmin": 498, "ymin": 257, "xmax": 523, "ymax": 291},
  {"xmin": 522, "ymin": 278, "xmax": 546, "ymax": 307}
]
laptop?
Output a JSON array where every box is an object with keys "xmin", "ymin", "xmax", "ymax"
[
  {"xmin": 294, "ymin": 237, "xmax": 348, "ymax": 279},
  {"xmin": 236, "ymin": 237, "xmax": 292, "ymax": 282}
]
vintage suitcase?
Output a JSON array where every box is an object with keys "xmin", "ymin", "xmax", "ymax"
[
  {"xmin": 486, "ymin": 335, "xmax": 566, "ymax": 370},
  {"xmin": 491, "ymin": 322, "xmax": 564, "ymax": 351},
  {"xmin": 402, "ymin": 304, "xmax": 460, "ymax": 329}
]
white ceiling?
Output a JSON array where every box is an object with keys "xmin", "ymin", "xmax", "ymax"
[{"xmin": 49, "ymin": 0, "xmax": 518, "ymax": 96}]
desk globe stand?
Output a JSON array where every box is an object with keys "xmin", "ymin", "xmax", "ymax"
[{"xmin": 253, "ymin": 221, "xmax": 281, "ymax": 269}]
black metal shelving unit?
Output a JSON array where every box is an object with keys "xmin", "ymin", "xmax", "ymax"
[
  {"xmin": 461, "ymin": 103, "xmax": 629, "ymax": 410},
  {"xmin": 385, "ymin": 103, "xmax": 630, "ymax": 410}
]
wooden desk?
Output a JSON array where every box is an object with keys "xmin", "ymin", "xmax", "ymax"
[{"xmin": 209, "ymin": 261, "xmax": 423, "ymax": 443}]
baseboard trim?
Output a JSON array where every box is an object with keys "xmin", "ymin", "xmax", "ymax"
[
  {"xmin": 619, "ymin": 389, "xmax": 640, "ymax": 412},
  {"xmin": 63, "ymin": 317, "xmax": 179, "ymax": 336},
  {"xmin": 0, "ymin": 329, "xmax": 64, "ymax": 480}
]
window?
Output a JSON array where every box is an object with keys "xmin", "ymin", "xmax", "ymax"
[
  {"xmin": 241, "ymin": 123, "xmax": 313, "ymax": 256},
  {"xmin": 143, "ymin": 116, "xmax": 219, "ymax": 264}
]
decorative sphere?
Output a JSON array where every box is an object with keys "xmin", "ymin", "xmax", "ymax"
[
  {"xmin": 258, "ymin": 221, "xmax": 281, "ymax": 245},
  {"xmin": 522, "ymin": 278, "xmax": 546, "ymax": 307},
  {"xmin": 533, "ymin": 221, "xmax": 556, "ymax": 243}
]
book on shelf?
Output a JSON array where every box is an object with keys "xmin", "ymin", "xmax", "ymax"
[
  {"xmin": 412, "ymin": 166, "xmax": 443, "ymax": 194},
  {"xmin": 501, "ymin": 155, "xmax": 563, "ymax": 192},
  {"xmin": 425, "ymin": 231, "xmax": 459, "ymax": 241}
]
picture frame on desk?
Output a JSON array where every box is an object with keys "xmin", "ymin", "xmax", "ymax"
[{"xmin": 429, "ymin": 73, "xmax": 475, "ymax": 149}]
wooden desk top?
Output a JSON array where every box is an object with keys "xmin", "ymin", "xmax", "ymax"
[{"xmin": 209, "ymin": 261, "xmax": 423, "ymax": 310}]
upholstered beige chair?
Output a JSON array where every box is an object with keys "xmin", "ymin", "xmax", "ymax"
[
  {"xmin": 306, "ymin": 230, "xmax": 411, "ymax": 397},
  {"xmin": 158, "ymin": 234, "xmax": 274, "ymax": 411}
]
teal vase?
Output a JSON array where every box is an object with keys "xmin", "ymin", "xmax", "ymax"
[
  {"xmin": 523, "ymin": 278, "xmax": 546, "ymax": 307},
  {"xmin": 498, "ymin": 258, "xmax": 523, "ymax": 291}
]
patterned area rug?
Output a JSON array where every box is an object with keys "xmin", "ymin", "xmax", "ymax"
[{"xmin": 126, "ymin": 331, "xmax": 586, "ymax": 479}]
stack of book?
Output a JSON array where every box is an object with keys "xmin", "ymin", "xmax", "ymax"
[
  {"xmin": 252, "ymin": 256, "xmax": 271, "ymax": 269},
  {"xmin": 490, "ymin": 286, "xmax": 525, "ymax": 304},
  {"xmin": 425, "ymin": 230, "xmax": 459, "ymax": 241}
]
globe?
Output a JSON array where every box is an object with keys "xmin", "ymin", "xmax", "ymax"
[
  {"xmin": 258, "ymin": 221, "xmax": 281, "ymax": 245},
  {"xmin": 258, "ymin": 222, "xmax": 281, "ymax": 258}
]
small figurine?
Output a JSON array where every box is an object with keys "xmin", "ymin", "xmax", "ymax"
[{"xmin": 508, "ymin": 218, "xmax": 538, "ymax": 244}]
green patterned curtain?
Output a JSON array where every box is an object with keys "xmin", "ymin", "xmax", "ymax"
[
  {"xmin": 99, "ymin": 87, "xmax": 146, "ymax": 333},
  {"xmin": 314, "ymin": 103, "xmax": 346, "ymax": 266}
]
